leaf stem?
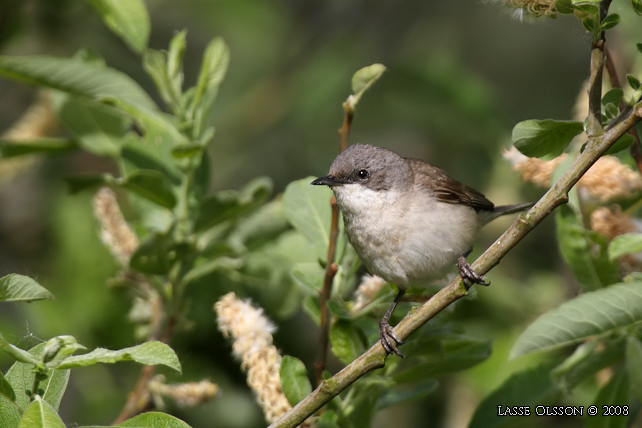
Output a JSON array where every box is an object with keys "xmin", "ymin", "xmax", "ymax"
[{"xmin": 314, "ymin": 100, "xmax": 353, "ymax": 385}]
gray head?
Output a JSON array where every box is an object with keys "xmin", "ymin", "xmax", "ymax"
[{"xmin": 311, "ymin": 144, "xmax": 411, "ymax": 191}]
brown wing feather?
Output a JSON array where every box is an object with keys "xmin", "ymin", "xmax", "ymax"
[{"xmin": 406, "ymin": 158, "xmax": 495, "ymax": 212}]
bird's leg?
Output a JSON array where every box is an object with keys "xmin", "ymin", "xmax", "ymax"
[
  {"xmin": 457, "ymin": 249, "xmax": 489, "ymax": 288},
  {"xmin": 379, "ymin": 287, "xmax": 406, "ymax": 358}
]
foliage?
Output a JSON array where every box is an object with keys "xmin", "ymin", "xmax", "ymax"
[{"xmin": 1, "ymin": 0, "xmax": 642, "ymax": 427}]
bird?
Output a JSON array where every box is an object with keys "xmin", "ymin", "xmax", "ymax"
[{"xmin": 311, "ymin": 144, "xmax": 532, "ymax": 357}]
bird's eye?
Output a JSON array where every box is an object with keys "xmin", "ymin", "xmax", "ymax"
[{"xmin": 357, "ymin": 169, "xmax": 369, "ymax": 180}]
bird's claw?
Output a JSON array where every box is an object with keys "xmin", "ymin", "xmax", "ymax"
[
  {"xmin": 457, "ymin": 256, "xmax": 489, "ymax": 288},
  {"xmin": 380, "ymin": 319, "xmax": 405, "ymax": 358}
]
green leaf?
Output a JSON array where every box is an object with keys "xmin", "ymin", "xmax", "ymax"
[
  {"xmin": 513, "ymin": 119, "xmax": 583, "ymax": 160},
  {"xmin": 189, "ymin": 37, "xmax": 230, "ymax": 138},
  {"xmin": 0, "ymin": 274, "xmax": 54, "ymax": 302},
  {"xmin": 469, "ymin": 361, "xmax": 561, "ymax": 428},
  {"xmin": 376, "ymin": 379, "xmax": 438, "ymax": 408},
  {"xmin": 556, "ymin": 205, "xmax": 618, "ymax": 291},
  {"xmin": 56, "ymin": 96, "xmax": 127, "ymax": 157},
  {"xmin": 167, "ymin": 30, "xmax": 187, "ymax": 91},
  {"xmin": 279, "ymin": 355, "xmax": 312, "ymax": 406},
  {"xmin": 283, "ymin": 177, "xmax": 335, "ymax": 261},
  {"xmin": 119, "ymin": 169, "xmax": 177, "ymax": 209},
  {"xmin": 634, "ymin": 0, "xmax": 642, "ymax": 16},
  {"xmin": 5, "ymin": 342, "xmax": 70, "ymax": 411},
  {"xmin": 17, "ymin": 396, "xmax": 65, "ymax": 428},
  {"xmin": 392, "ymin": 339, "xmax": 492, "ymax": 383},
  {"xmin": 605, "ymin": 133, "xmax": 633, "ymax": 155},
  {"xmin": 42, "ymin": 336, "xmax": 86, "ymax": 368},
  {"xmin": 637, "ymin": 43, "xmax": 642, "ymax": 54},
  {"xmin": 65, "ymin": 174, "xmax": 111, "ymax": 194},
  {"xmin": 291, "ymin": 263, "xmax": 324, "ymax": 292},
  {"xmin": 350, "ymin": 63, "xmax": 386, "ymax": 106},
  {"xmin": 55, "ymin": 341, "xmax": 181, "ymax": 372},
  {"xmin": 171, "ymin": 142, "xmax": 203, "ymax": 158},
  {"xmin": 583, "ymin": 17, "xmax": 597, "ymax": 33},
  {"xmin": 600, "ymin": 13, "xmax": 620, "ymax": 30},
  {"xmin": 87, "ymin": 0, "xmax": 150, "ymax": 54},
  {"xmin": 195, "ymin": 177, "xmax": 272, "ymax": 232},
  {"xmin": 626, "ymin": 336, "xmax": 642, "ymax": 402},
  {"xmin": 586, "ymin": 369, "xmax": 629, "ymax": 428},
  {"xmin": 0, "ymin": 138, "xmax": 77, "ymax": 158},
  {"xmin": 627, "ymin": 74, "xmax": 641, "ymax": 91},
  {"xmin": 0, "ymin": 333, "xmax": 42, "ymax": 367},
  {"xmin": 302, "ymin": 296, "xmax": 321, "ymax": 325},
  {"xmin": 602, "ymin": 88, "xmax": 623, "ymax": 106},
  {"xmin": 0, "ymin": 56, "xmax": 155, "ymax": 110},
  {"xmin": 609, "ymin": 233, "xmax": 642, "ymax": 260},
  {"xmin": 330, "ymin": 320, "xmax": 364, "ymax": 365},
  {"xmin": 0, "ymin": 372, "xmax": 16, "ymax": 403},
  {"xmin": 555, "ymin": 0, "xmax": 575, "ymax": 14},
  {"xmin": 0, "ymin": 371, "xmax": 19, "ymax": 428},
  {"xmin": 315, "ymin": 410, "xmax": 340, "ymax": 428},
  {"xmin": 117, "ymin": 412, "xmax": 192, "ymax": 428},
  {"xmin": 143, "ymin": 49, "xmax": 180, "ymax": 110},
  {"xmin": 511, "ymin": 282, "xmax": 642, "ymax": 358},
  {"xmin": 129, "ymin": 230, "xmax": 182, "ymax": 275}
]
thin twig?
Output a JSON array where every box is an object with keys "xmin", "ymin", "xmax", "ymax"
[
  {"xmin": 314, "ymin": 101, "xmax": 353, "ymax": 384},
  {"xmin": 604, "ymin": 43, "xmax": 642, "ymax": 174}
]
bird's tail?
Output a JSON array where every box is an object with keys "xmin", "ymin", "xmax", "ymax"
[{"xmin": 481, "ymin": 202, "xmax": 534, "ymax": 224}]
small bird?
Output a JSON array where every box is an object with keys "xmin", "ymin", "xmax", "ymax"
[{"xmin": 311, "ymin": 144, "xmax": 532, "ymax": 357}]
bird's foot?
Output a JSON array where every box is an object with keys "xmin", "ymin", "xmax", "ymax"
[
  {"xmin": 380, "ymin": 319, "xmax": 405, "ymax": 358},
  {"xmin": 457, "ymin": 256, "xmax": 489, "ymax": 288}
]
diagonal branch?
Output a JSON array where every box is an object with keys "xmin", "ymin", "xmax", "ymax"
[{"xmin": 269, "ymin": 100, "xmax": 642, "ymax": 428}]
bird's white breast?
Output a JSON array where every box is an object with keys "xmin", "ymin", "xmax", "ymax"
[{"xmin": 333, "ymin": 184, "xmax": 480, "ymax": 286}]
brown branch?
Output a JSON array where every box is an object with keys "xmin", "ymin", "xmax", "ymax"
[
  {"xmin": 314, "ymin": 101, "xmax": 353, "ymax": 384},
  {"xmin": 314, "ymin": 199, "xmax": 339, "ymax": 385},
  {"xmin": 111, "ymin": 292, "xmax": 176, "ymax": 425}
]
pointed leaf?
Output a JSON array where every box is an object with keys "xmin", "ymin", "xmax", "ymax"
[
  {"xmin": 602, "ymin": 88, "xmax": 623, "ymax": 106},
  {"xmin": 512, "ymin": 119, "xmax": 584, "ymax": 160},
  {"xmin": 0, "ymin": 274, "xmax": 54, "ymax": 302},
  {"xmin": 5, "ymin": 342, "xmax": 69, "ymax": 411},
  {"xmin": 392, "ymin": 339, "xmax": 492, "ymax": 383},
  {"xmin": 469, "ymin": 361, "xmax": 561, "ymax": 428},
  {"xmin": 143, "ymin": 49, "xmax": 180, "ymax": 109},
  {"xmin": 586, "ymin": 369, "xmax": 629, "ymax": 428},
  {"xmin": 0, "ymin": 372, "xmax": 16, "ymax": 402},
  {"xmin": 0, "ymin": 56, "xmax": 155, "ymax": 110},
  {"xmin": 350, "ymin": 63, "xmax": 386, "ymax": 106},
  {"xmin": 627, "ymin": 74, "xmax": 641, "ymax": 91},
  {"xmin": 120, "ymin": 169, "xmax": 177, "ymax": 209},
  {"xmin": 600, "ymin": 13, "xmax": 620, "ymax": 30},
  {"xmin": 195, "ymin": 177, "xmax": 272, "ymax": 232},
  {"xmin": 609, "ymin": 233, "xmax": 642, "ymax": 260},
  {"xmin": 17, "ymin": 396, "xmax": 65, "ymax": 428},
  {"xmin": 511, "ymin": 282, "xmax": 642, "ymax": 358},
  {"xmin": 189, "ymin": 37, "xmax": 229, "ymax": 138},
  {"xmin": 626, "ymin": 337, "xmax": 642, "ymax": 402},
  {"xmin": 55, "ymin": 341, "xmax": 181, "ymax": 372},
  {"xmin": 330, "ymin": 320, "xmax": 365, "ymax": 365},
  {"xmin": 283, "ymin": 177, "xmax": 334, "ymax": 261},
  {"xmin": 0, "ymin": 138, "xmax": 77, "ymax": 158},
  {"xmin": 117, "ymin": 412, "xmax": 192, "ymax": 428},
  {"xmin": 129, "ymin": 230, "xmax": 182, "ymax": 275},
  {"xmin": 376, "ymin": 379, "xmax": 438, "ymax": 409},
  {"xmin": 291, "ymin": 263, "xmax": 324, "ymax": 292},
  {"xmin": 57, "ymin": 94, "xmax": 128, "ymax": 157},
  {"xmin": 279, "ymin": 355, "xmax": 312, "ymax": 406},
  {"xmin": 556, "ymin": 205, "xmax": 618, "ymax": 291},
  {"xmin": 87, "ymin": 0, "xmax": 150, "ymax": 54}
]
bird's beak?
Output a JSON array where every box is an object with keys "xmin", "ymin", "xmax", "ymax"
[{"xmin": 311, "ymin": 175, "xmax": 346, "ymax": 186}]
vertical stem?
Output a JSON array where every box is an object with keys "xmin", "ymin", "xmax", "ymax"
[
  {"xmin": 314, "ymin": 101, "xmax": 353, "ymax": 385},
  {"xmin": 587, "ymin": 0, "xmax": 612, "ymax": 138}
]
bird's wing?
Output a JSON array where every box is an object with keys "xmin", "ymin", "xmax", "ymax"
[{"xmin": 407, "ymin": 158, "xmax": 495, "ymax": 212}]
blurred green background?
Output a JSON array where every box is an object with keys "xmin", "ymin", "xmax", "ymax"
[{"xmin": 1, "ymin": 0, "xmax": 636, "ymax": 427}]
